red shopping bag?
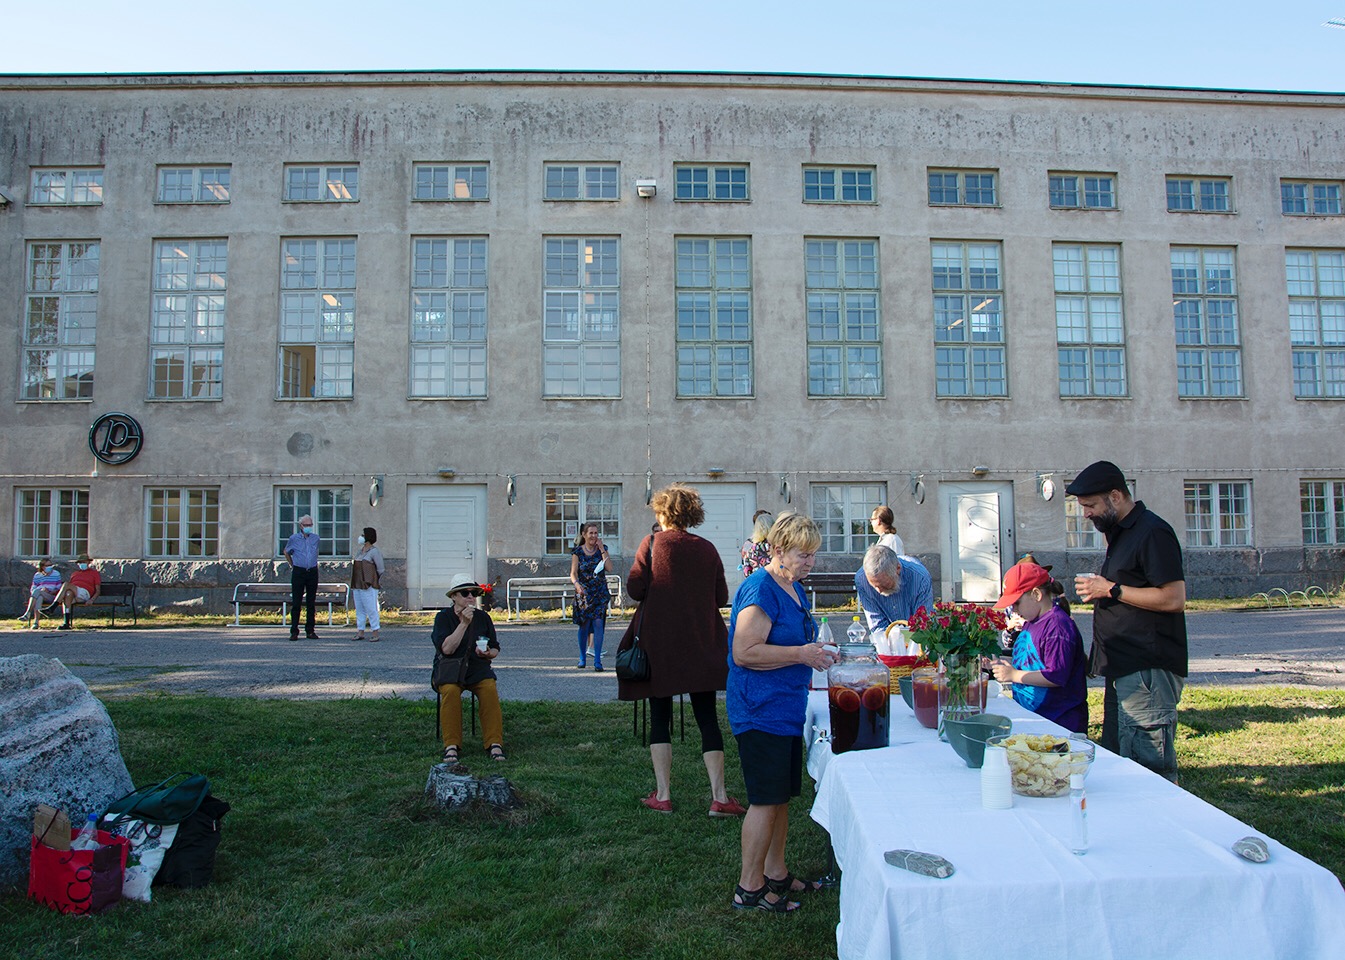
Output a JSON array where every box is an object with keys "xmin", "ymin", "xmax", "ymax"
[{"xmin": 27, "ymin": 830, "xmax": 130, "ymax": 915}]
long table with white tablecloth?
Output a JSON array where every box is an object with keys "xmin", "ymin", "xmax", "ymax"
[{"xmin": 806, "ymin": 688, "xmax": 1345, "ymax": 960}]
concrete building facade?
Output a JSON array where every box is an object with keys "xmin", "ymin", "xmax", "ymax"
[{"xmin": 1, "ymin": 70, "xmax": 1342, "ymax": 611}]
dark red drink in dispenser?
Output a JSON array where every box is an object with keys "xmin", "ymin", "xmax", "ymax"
[{"xmin": 829, "ymin": 682, "xmax": 890, "ymax": 753}]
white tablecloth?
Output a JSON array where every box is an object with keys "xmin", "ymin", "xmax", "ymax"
[{"xmin": 807, "ymin": 689, "xmax": 1345, "ymax": 960}]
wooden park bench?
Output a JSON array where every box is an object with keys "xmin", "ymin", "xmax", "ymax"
[
  {"xmin": 799, "ymin": 571, "xmax": 858, "ymax": 611},
  {"xmin": 231, "ymin": 582, "xmax": 350, "ymax": 626},
  {"xmin": 503, "ymin": 575, "xmax": 625, "ymax": 620},
  {"xmin": 75, "ymin": 580, "xmax": 138, "ymax": 626}
]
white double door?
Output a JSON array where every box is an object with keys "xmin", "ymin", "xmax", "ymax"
[
  {"xmin": 689, "ymin": 483, "xmax": 756, "ymax": 594},
  {"xmin": 406, "ymin": 485, "xmax": 487, "ymax": 609}
]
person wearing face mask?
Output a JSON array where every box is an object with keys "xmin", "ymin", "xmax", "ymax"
[
  {"xmin": 43, "ymin": 553, "xmax": 101, "ymax": 630},
  {"xmin": 283, "ymin": 514, "xmax": 322, "ymax": 641},
  {"xmin": 351, "ymin": 527, "xmax": 385, "ymax": 642},
  {"xmin": 1067, "ymin": 460, "xmax": 1187, "ymax": 782},
  {"xmin": 21, "ymin": 558, "xmax": 63, "ymax": 628}
]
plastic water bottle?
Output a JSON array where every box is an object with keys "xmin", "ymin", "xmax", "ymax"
[
  {"xmin": 811, "ymin": 617, "xmax": 837, "ymax": 690},
  {"xmin": 847, "ymin": 615, "xmax": 867, "ymax": 646},
  {"xmin": 70, "ymin": 813, "xmax": 100, "ymax": 850},
  {"xmin": 817, "ymin": 617, "xmax": 835, "ymax": 648},
  {"xmin": 1069, "ymin": 773, "xmax": 1088, "ymax": 855}
]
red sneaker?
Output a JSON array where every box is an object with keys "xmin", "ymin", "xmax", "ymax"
[
  {"xmin": 640, "ymin": 791, "xmax": 672, "ymax": 813},
  {"xmin": 709, "ymin": 796, "xmax": 747, "ymax": 818}
]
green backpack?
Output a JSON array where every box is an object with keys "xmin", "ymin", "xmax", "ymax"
[{"xmin": 102, "ymin": 772, "xmax": 211, "ymax": 826}]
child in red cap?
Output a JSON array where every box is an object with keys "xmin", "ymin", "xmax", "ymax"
[{"xmin": 989, "ymin": 561, "xmax": 1088, "ymax": 732}]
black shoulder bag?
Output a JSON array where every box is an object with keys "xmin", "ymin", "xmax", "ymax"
[{"xmin": 616, "ymin": 534, "xmax": 653, "ymax": 681}]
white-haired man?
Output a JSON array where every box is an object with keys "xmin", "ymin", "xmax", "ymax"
[{"xmin": 854, "ymin": 545, "xmax": 934, "ymax": 635}]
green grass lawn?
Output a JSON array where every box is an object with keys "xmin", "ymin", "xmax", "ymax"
[{"xmin": 4, "ymin": 687, "xmax": 1344, "ymax": 960}]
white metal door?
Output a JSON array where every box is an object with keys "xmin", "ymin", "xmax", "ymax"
[
  {"xmin": 689, "ymin": 483, "xmax": 755, "ymax": 592},
  {"xmin": 407, "ymin": 485, "xmax": 487, "ymax": 609},
  {"xmin": 940, "ymin": 482, "xmax": 1014, "ymax": 602}
]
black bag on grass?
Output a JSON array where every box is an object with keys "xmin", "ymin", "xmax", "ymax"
[
  {"xmin": 155, "ymin": 794, "xmax": 231, "ymax": 889},
  {"xmin": 103, "ymin": 772, "xmax": 211, "ymax": 826}
]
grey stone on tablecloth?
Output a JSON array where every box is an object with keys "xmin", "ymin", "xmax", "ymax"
[{"xmin": 0, "ymin": 655, "xmax": 134, "ymax": 887}]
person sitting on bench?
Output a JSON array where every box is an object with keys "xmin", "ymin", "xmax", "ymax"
[
  {"xmin": 44, "ymin": 552, "xmax": 101, "ymax": 630},
  {"xmin": 21, "ymin": 558, "xmax": 63, "ymax": 628}
]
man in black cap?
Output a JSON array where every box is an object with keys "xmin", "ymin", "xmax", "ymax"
[{"xmin": 1066, "ymin": 460, "xmax": 1187, "ymax": 782}]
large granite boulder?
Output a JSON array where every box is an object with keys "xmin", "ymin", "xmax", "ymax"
[{"xmin": 0, "ymin": 656, "xmax": 134, "ymax": 888}]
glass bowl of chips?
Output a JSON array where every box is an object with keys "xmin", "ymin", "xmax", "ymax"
[{"xmin": 986, "ymin": 732, "xmax": 1095, "ymax": 797}]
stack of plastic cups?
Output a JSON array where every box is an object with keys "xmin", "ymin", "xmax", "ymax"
[{"xmin": 981, "ymin": 742, "xmax": 1014, "ymax": 810}]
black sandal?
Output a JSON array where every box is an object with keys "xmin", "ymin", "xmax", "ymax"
[
  {"xmin": 766, "ymin": 873, "xmax": 824, "ymax": 896},
  {"xmin": 732, "ymin": 883, "xmax": 799, "ymax": 913},
  {"xmin": 487, "ymin": 744, "xmax": 506, "ymax": 762},
  {"xmin": 441, "ymin": 746, "xmax": 460, "ymax": 764}
]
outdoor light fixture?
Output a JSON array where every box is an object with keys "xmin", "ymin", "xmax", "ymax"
[
  {"xmin": 707, "ymin": 466, "xmax": 725, "ymax": 478},
  {"xmin": 635, "ymin": 179, "xmax": 657, "ymax": 198},
  {"xmin": 369, "ymin": 476, "xmax": 384, "ymax": 508},
  {"xmin": 645, "ymin": 469, "xmax": 653, "ymax": 505},
  {"xmin": 507, "ymin": 474, "xmax": 517, "ymax": 506},
  {"xmin": 779, "ymin": 474, "xmax": 792, "ymax": 504},
  {"xmin": 909, "ymin": 473, "xmax": 926, "ymax": 505},
  {"xmin": 1038, "ymin": 473, "xmax": 1056, "ymax": 502},
  {"xmin": 437, "ymin": 468, "xmax": 457, "ymax": 480},
  {"xmin": 971, "ymin": 465, "xmax": 990, "ymax": 477}
]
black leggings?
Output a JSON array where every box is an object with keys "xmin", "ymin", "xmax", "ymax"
[{"xmin": 648, "ymin": 691, "xmax": 724, "ymax": 752}]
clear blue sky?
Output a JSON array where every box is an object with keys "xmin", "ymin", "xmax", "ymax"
[{"xmin": 8, "ymin": 0, "xmax": 1345, "ymax": 93}]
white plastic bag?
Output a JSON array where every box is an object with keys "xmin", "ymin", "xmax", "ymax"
[{"xmin": 99, "ymin": 816, "xmax": 178, "ymax": 902}]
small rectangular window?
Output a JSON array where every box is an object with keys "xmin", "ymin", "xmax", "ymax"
[
  {"xmin": 810, "ymin": 483, "xmax": 886, "ymax": 553},
  {"xmin": 1184, "ymin": 480, "xmax": 1251, "ymax": 547},
  {"xmin": 284, "ymin": 164, "xmax": 359, "ymax": 202},
  {"xmin": 928, "ymin": 169, "xmax": 997, "ymax": 207},
  {"xmin": 544, "ymin": 164, "xmax": 619, "ymax": 200},
  {"xmin": 544, "ymin": 485, "xmax": 620, "ymax": 555},
  {"xmin": 413, "ymin": 163, "xmax": 488, "ymax": 201},
  {"xmin": 146, "ymin": 487, "xmax": 220, "ymax": 557},
  {"xmin": 1049, "ymin": 172, "xmax": 1115, "ymax": 210},
  {"xmin": 1281, "ymin": 179, "xmax": 1343, "ymax": 216},
  {"xmin": 802, "ymin": 166, "xmax": 875, "ymax": 203},
  {"xmin": 156, "ymin": 166, "xmax": 231, "ymax": 203},
  {"xmin": 1167, "ymin": 176, "xmax": 1232, "ymax": 213},
  {"xmin": 30, "ymin": 168, "xmax": 104, "ymax": 205},
  {"xmin": 1300, "ymin": 479, "xmax": 1345, "ymax": 545},
  {"xmin": 15, "ymin": 488, "xmax": 89, "ymax": 558},
  {"xmin": 275, "ymin": 487, "xmax": 352, "ymax": 557},
  {"xmin": 674, "ymin": 164, "xmax": 749, "ymax": 201}
]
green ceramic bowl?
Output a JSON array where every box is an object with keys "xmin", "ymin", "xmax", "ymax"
[
  {"xmin": 945, "ymin": 713, "xmax": 1013, "ymax": 768},
  {"xmin": 898, "ymin": 674, "xmax": 914, "ymax": 711}
]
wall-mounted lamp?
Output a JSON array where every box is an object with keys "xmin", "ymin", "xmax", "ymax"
[
  {"xmin": 0, "ymin": 191, "xmax": 11, "ymax": 207},
  {"xmin": 369, "ymin": 475, "xmax": 384, "ymax": 508},
  {"xmin": 779, "ymin": 474, "xmax": 792, "ymax": 504},
  {"xmin": 437, "ymin": 468, "xmax": 457, "ymax": 480},
  {"xmin": 645, "ymin": 469, "xmax": 653, "ymax": 505},
  {"xmin": 707, "ymin": 466, "xmax": 725, "ymax": 478},
  {"xmin": 507, "ymin": 474, "xmax": 517, "ymax": 506},
  {"xmin": 909, "ymin": 473, "xmax": 926, "ymax": 505},
  {"xmin": 971, "ymin": 465, "xmax": 990, "ymax": 478},
  {"xmin": 635, "ymin": 178, "xmax": 657, "ymax": 198},
  {"xmin": 1037, "ymin": 473, "xmax": 1056, "ymax": 502}
]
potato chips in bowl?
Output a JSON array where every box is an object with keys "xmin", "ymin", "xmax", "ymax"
[{"xmin": 986, "ymin": 733, "xmax": 1095, "ymax": 798}]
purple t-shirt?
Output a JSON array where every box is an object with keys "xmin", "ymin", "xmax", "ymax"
[{"xmin": 1011, "ymin": 603, "xmax": 1088, "ymax": 733}]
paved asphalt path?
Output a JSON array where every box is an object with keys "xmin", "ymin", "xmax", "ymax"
[{"xmin": 3, "ymin": 608, "xmax": 1342, "ymax": 701}]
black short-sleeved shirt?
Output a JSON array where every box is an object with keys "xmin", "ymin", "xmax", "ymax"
[{"xmin": 1090, "ymin": 501, "xmax": 1188, "ymax": 679}]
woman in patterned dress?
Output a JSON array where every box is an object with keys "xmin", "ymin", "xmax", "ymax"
[{"xmin": 570, "ymin": 522, "xmax": 613, "ymax": 670}]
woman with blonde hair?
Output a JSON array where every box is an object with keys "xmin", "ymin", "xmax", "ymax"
[
  {"xmin": 726, "ymin": 512, "xmax": 839, "ymax": 911},
  {"xmin": 617, "ymin": 484, "xmax": 743, "ymax": 817},
  {"xmin": 739, "ymin": 509, "xmax": 773, "ymax": 577}
]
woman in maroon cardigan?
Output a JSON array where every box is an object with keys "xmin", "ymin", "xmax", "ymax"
[{"xmin": 618, "ymin": 484, "xmax": 745, "ymax": 817}]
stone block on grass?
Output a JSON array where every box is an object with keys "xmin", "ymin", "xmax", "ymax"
[{"xmin": 424, "ymin": 764, "xmax": 520, "ymax": 812}]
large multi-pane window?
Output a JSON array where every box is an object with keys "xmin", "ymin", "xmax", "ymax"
[
  {"xmin": 278, "ymin": 238, "xmax": 356, "ymax": 399},
  {"xmin": 1064, "ymin": 497, "xmax": 1103, "ymax": 550},
  {"xmin": 283, "ymin": 164, "xmax": 358, "ymax": 202},
  {"xmin": 1053, "ymin": 243, "xmax": 1126, "ymax": 396},
  {"xmin": 675, "ymin": 237, "xmax": 753, "ymax": 396},
  {"xmin": 932, "ymin": 241, "xmax": 1006, "ymax": 397},
  {"xmin": 1184, "ymin": 481, "xmax": 1251, "ymax": 548},
  {"xmin": 1049, "ymin": 173, "xmax": 1115, "ymax": 210},
  {"xmin": 1281, "ymin": 180, "xmax": 1342, "ymax": 216},
  {"xmin": 1172, "ymin": 247, "xmax": 1242, "ymax": 397},
  {"xmin": 275, "ymin": 487, "xmax": 351, "ymax": 557},
  {"xmin": 1285, "ymin": 249, "xmax": 1345, "ymax": 398},
  {"xmin": 544, "ymin": 164, "xmax": 619, "ymax": 200},
  {"xmin": 544, "ymin": 485, "xmax": 620, "ymax": 555},
  {"xmin": 805, "ymin": 239, "xmax": 881, "ymax": 396},
  {"xmin": 146, "ymin": 488, "xmax": 219, "ymax": 558},
  {"xmin": 1300, "ymin": 480, "xmax": 1345, "ymax": 545},
  {"xmin": 409, "ymin": 237, "xmax": 488, "ymax": 398},
  {"xmin": 16, "ymin": 489, "xmax": 89, "ymax": 558},
  {"xmin": 543, "ymin": 237, "xmax": 620, "ymax": 397},
  {"xmin": 811, "ymin": 484, "xmax": 885, "ymax": 553},
  {"xmin": 22, "ymin": 241, "xmax": 99, "ymax": 400},
  {"xmin": 928, "ymin": 169, "xmax": 997, "ymax": 206},
  {"xmin": 150, "ymin": 240, "xmax": 226, "ymax": 399},
  {"xmin": 156, "ymin": 166, "xmax": 230, "ymax": 203},
  {"xmin": 31, "ymin": 168, "xmax": 103, "ymax": 205},
  {"xmin": 413, "ymin": 164, "xmax": 488, "ymax": 201},
  {"xmin": 1166, "ymin": 176, "xmax": 1231, "ymax": 213},
  {"xmin": 674, "ymin": 165, "xmax": 749, "ymax": 201},
  {"xmin": 803, "ymin": 166, "xmax": 875, "ymax": 203}
]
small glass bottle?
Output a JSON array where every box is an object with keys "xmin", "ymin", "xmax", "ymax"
[{"xmin": 1069, "ymin": 773, "xmax": 1088, "ymax": 855}]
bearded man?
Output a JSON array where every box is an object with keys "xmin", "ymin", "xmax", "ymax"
[{"xmin": 1067, "ymin": 461, "xmax": 1187, "ymax": 782}]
